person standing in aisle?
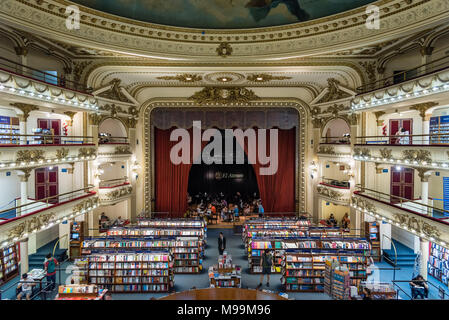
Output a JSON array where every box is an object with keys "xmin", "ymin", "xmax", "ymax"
[
  {"xmin": 258, "ymin": 249, "xmax": 273, "ymax": 288},
  {"xmin": 218, "ymin": 232, "xmax": 226, "ymax": 255},
  {"xmin": 44, "ymin": 253, "xmax": 59, "ymax": 291}
]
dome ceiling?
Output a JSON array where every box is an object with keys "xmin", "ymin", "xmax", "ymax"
[{"xmin": 69, "ymin": 0, "xmax": 377, "ymax": 29}]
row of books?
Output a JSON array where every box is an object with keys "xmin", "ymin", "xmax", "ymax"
[
  {"xmin": 82, "ymin": 240, "xmax": 199, "ymax": 248},
  {"xmin": 89, "ymin": 276, "xmax": 169, "ymax": 284},
  {"xmin": 94, "ymin": 284, "xmax": 171, "ymax": 292},
  {"xmin": 86, "ymin": 253, "xmax": 170, "ymax": 262},
  {"xmin": 428, "ymin": 242, "xmax": 449, "ymax": 287},
  {"xmin": 107, "ymin": 228, "xmax": 204, "ymax": 237},
  {"xmin": 0, "ymin": 244, "xmax": 19, "ymax": 284},
  {"xmin": 88, "ymin": 269, "xmax": 170, "ymax": 276},
  {"xmin": 137, "ymin": 220, "xmax": 205, "ymax": 228}
]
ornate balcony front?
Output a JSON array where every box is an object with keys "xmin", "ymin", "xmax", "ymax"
[
  {"xmin": 0, "ymin": 57, "xmax": 98, "ymax": 111},
  {"xmin": 97, "ymin": 137, "xmax": 132, "ymax": 161},
  {"xmin": 352, "ymin": 55, "xmax": 449, "ymax": 111},
  {"xmin": 316, "ymin": 179, "xmax": 351, "ymax": 206},
  {"xmin": 353, "ymin": 134, "xmax": 449, "ymax": 171},
  {"xmin": 352, "ymin": 186, "xmax": 449, "ymax": 248},
  {"xmin": 316, "ymin": 137, "xmax": 351, "ymax": 161},
  {"xmin": 0, "ymin": 135, "xmax": 97, "ymax": 170},
  {"xmin": 0, "ymin": 186, "xmax": 98, "ymax": 246},
  {"xmin": 98, "ymin": 179, "xmax": 133, "ymax": 206}
]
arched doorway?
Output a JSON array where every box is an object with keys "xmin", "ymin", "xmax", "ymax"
[{"xmin": 322, "ymin": 118, "xmax": 350, "ymax": 143}]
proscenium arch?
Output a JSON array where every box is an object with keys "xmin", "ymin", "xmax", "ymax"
[{"xmin": 140, "ymin": 98, "xmax": 310, "ymax": 215}]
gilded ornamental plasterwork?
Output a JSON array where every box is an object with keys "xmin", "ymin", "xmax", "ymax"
[
  {"xmin": 3, "ymin": 0, "xmax": 447, "ymax": 59},
  {"xmin": 142, "ymin": 100, "xmax": 308, "ymax": 214}
]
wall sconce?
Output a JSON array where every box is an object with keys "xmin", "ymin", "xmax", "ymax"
[
  {"xmin": 309, "ymin": 161, "xmax": 318, "ymax": 179},
  {"xmin": 131, "ymin": 160, "xmax": 141, "ymax": 180}
]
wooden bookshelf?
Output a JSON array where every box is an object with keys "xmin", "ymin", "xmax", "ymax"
[
  {"xmin": 282, "ymin": 252, "xmax": 368, "ymax": 292},
  {"xmin": 81, "ymin": 252, "xmax": 174, "ymax": 293},
  {"xmin": 82, "ymin": 237, "xmax": 202, "ymax": 274},
  {"xmin": 324, "ymin": 260, "xmax": 351, "ymax": 300},
  {"xmin": 428, "ymin": 242, "xmax": 449, "ymax": 287},
  {"xmin": 137, "ymin": 219, "xmax": 206, "ymax": 230},
  {"xmin": 0, "ymin": 243, "xmax": 19, "ymax": 284},
  {"xmin": 70, "ymin": 221, "xmax": 84, "ymax": 260},
  {"xmin": 248, "ymin": 237, "xmax": 370, "ymax": 274},
  {"xmin": 365, "ymin": 222, "xmax": 381, "ymax": 262}
]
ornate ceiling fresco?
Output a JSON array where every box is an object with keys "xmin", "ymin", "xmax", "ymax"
[{"xmin": 69, "ymin": 0, "xmax": 376, "ymax": 29}]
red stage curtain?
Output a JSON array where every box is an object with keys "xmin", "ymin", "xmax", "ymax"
[
  {"xmin": 237, "ymin": 128, "xmax": 296, "ymax": 213},
  {"xmin": 154, "ymin": 128, "xmax": 207, "ymax": 217}
]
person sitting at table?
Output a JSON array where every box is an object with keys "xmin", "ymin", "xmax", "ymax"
[
  {"xmin": 112, "ymin": 216, "xmax": 124, "ymax": 227},
  {"xmin": 99, "ymin": 212, "xmax": 110, "ymax": 229},
  {"xmin": 327, "ymin": 213, "xmax": 337, "ymax": 227},
  {"xmin": 410, "ymin": 274, "xmax": 428, "ymax": 299},
  {"xmin": 17, "ymin": 273, "xmax": 35, "ymax": 300}
]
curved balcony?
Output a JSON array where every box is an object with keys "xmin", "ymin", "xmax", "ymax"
[
  {"xmin": 353, "ymin": 133, "xmax": 449, "ymax": 171},
  {"xmin": 317, "ymin": 136, "xmax": 351, "ymax": 160},
  {"xmin": 97, "ymin": 136, "xmax": 132, "ymax": 161},
  {"xmin": 0, "ymin": 186, "xmax": 98, "ymax": 246},
  {"xmin": 98, "ymin": 179, "xmax": 132, "ymax": 206},
  {"xmin": 352, "ymin": 186, "xmax": 449, "ymax": 247},
  {"xmin": 316, "ymin": 179, "xmax": 351, "ymax": 205},
  {"xmin": 0, "ymin": 134, "xmax": 96, "ymax": 170}
]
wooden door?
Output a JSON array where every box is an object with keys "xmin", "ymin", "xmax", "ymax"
[
  {"xmin": 391, "ymin": 166, "xmax": 414, "ymax": 203},
  {"xmin": 35, "ymin": 167, "xmax": 59, "ymax": 204},
  {"xmin": 389, "ymin": 119, "xmax": 412, "ymax": 144},
  {"xmin": 37, "ymin": 119, "xmax": 61, "ymax": 144}
]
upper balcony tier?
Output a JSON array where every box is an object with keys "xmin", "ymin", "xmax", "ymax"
[
  {"xmin": 352, "ymin": 186, "xmax": 449, "ymax": 248},
  {"xmin": 352, "ymin": 55, "xmax": 449, "ymax": 112},
  {"xmin": 353, "ymin": 133, "xmax": 449, "ymax": 171},
  {"xmin": 0, "ymin": 186, "xmax": 98, "ymax": 246},
  {"xmin": 0, "ymin": 57, "xmax": 98, "ymax": 111},
  {"xmin": 317, "ymin": 136, "xmax": 351, "ymax": 160},
  {"xmin": 317, "ymin": 178, "xmax": 351, "ymax": 205},
  {"xmin": 98, "ymin": 136, "xmax": 132, "ymax": 161},
  {"xmin": 98, "ymin": 178, "xmax": 132, "ymax": 206},
  {"xmin": 0, "ymin": 134, "xmax": 96, "ymax": 170}
]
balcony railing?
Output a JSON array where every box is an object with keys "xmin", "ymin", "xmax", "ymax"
[
  {"xmin": 98, "ymin": 136, "xmax": 129, "ymax": 144},
  {"xmin": 0, "ymin": 185, "xmax": 95, "ymax": 223},
  {"xmin": 320, "ymin": 136, "xmax": 350, "ymax": 144},
  {"xmin": 320, "ymin": 177, "xmax": 350, "ymax": 189},
  {"xmin": 356, "ymin": 54, "xmax": 449, "ymax": 94},
  {"xmin": 0, "ymin": 56, "xmax": 92, "ymax": 94},
  {"xmin": 99, "ymin": 177, "xmax": 129, "ymax": 188},
  {"xmin": 0, "ymin": 133, "xmax": 94, "ymax": 146},
  {"xmin": 355, "ymin": 133, "xmax": 449, "ymax": 146},
  {"xmin": 354, "ymin": 185, "xmax": 449, "ymax": 220}
]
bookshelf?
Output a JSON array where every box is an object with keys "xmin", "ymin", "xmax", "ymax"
[
  {"xmin": 55, "ymin": 284, "xmax": 108, "ymax": 300},
  {"xmin": 430, "ymin": 116, "xmax": 449, "ymax": 145},
  {"xmin": 428, "ymin": 242, "xmax": 449, "ymax": 287},
  {"xmin": 282, "ymin": 252, "xmax": 368, "ymax": 292},
  {"xmin": 70, "ymin": 221, "xmax": 84, "ymax": 260},
  {"xmin": 107, "ymin": 227, "xmax": 205, "ymax": 241},
  {"xmin": 81, "ymin": 251, "xmax": 174, "ymax": 293},
  {"xmin": 324, "ymin": 260, "xmax": 351, "ymax": 300},
  {"xmin": 208, "ymin": 251, "xmax": 241, "ymax": 288},
  {"xmin": 248, "ymin": 237, "xmax": 370, "ymax": 274},
  {"xmin": 0, "ymin": 243, "xmax": 19, "ymax": 284},
  {"xmin": 249, "ymin": 239, "xmax": 320, "ymax": 273},
  {"xmin": 365, "ymin": 222, "xmax": 381, "ymax": 262},
  {"xmin": 137, "ymin": 219, "xmax": 206, "ymax": 230},
  {"xmin": 82, "ymin": 237, "xmax": 202, "ymax": 274},
  {"xmin": 0, "ymin": 116, "xmax": 20, "ymax": 145}
]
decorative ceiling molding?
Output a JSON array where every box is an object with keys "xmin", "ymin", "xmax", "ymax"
[
  {"xmin": 2, "ymin": 0, "xmax": 448, "ymax": 60},
  {"xmin": 188, "ymin": 87, "xmax": 260, "ymax": 105},
  {"xmin": 156, "ymin": 74, "xmax": 203, "ymax": 83}
]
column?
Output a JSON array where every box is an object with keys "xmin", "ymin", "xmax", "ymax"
[
  {"xmin": 420, "ymin": 45, "xmax": 434, "ymax": 74},
  {"xmin": 419, "ymin": 238, "xmax": 429, "ymax": 280},
  {"xmin": 19, "ymin": 239, "xmax": 28, "ymax": 275},
  {"xmin": 423, "ymin": 114, "xmax": 431, "ymax": 145},
  {"xmin": 418, "ymin": 169, "xmax": 431, "ymax": 215},
  {"xmin": 18, "ymin": 115, "xmax": 26, "ymax": 145},
  {"xmin": 18, "ymin": 169, "xmax": 31, "ymax": 215}
]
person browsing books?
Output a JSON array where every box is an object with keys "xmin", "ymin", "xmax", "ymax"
[
  {"xmin": 218, "ymin": 232, "xmax": 226, "ymax": 255},
  {"xmin": 44, "ymin": 253, "xmax": 59, "ymax": 291},
  {"xmin": 258, "ymin": 249, "xmax": 273, "ymax": 288}
]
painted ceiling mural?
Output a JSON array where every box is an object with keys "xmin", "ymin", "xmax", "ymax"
[{"xmin": 70, "ymin": 0, "xmax": 378, "ymax": 29}]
